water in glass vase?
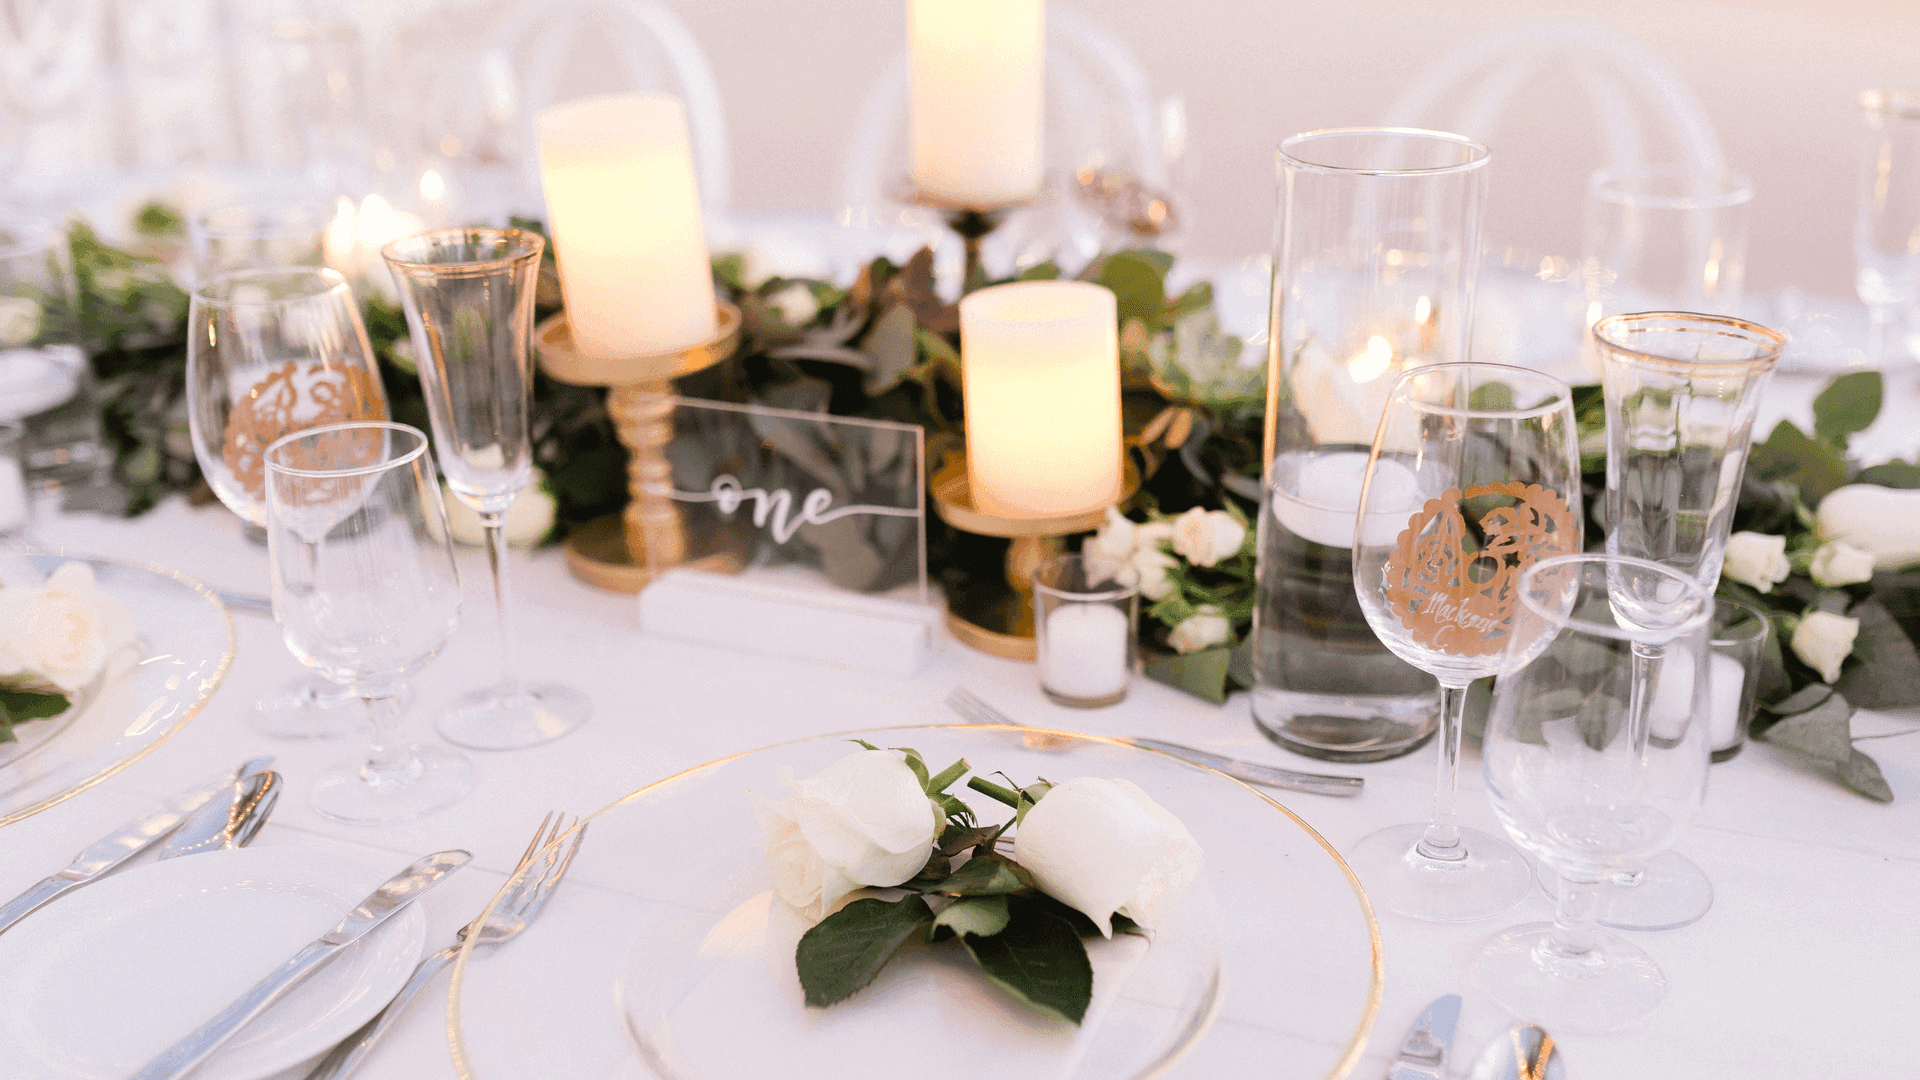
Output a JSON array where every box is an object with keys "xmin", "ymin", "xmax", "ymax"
[{"xmin": 1251, "ymin": 450, "xmax": 1437, "ymax": 761}]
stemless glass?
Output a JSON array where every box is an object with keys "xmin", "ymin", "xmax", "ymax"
[
  {"xmin": 382, "ymin": 228, "xmax": 590, "ymax": 751},
  {"xmin": 1475, "ymin": 554, "xmax": 1713, "ymax": 1032},
  {"xmin": 264, "ymin": 421, "xmax": 471, "ymax": 824},
  {"xmin": 1856, "ymin": 90, "xmax": 1920, "ymax": 366},
  {"xmin": 185, "ymin": 267, "xmax": 389, "ymax": 738},
  {"xmin": 1349, "ymin": 363, "xmax": 1584, "ymax": 921}
]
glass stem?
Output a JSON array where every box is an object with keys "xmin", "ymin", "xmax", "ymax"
[
  {"xmin": 1415, "ymin": 681, "xmax": 1471, "ymax": 862},
  {"xmin": 1626, "ymin": 641, "xmax": 1663, "ymax": 757},
  {"xmin": 1537, "ymin": 871, "xmax": 1607, "ymax": 976},
  {"xmin": 482, "ymin": 513, "xmax": 523, "ymax": 700},
  {"xmin": 1866, "ymin": 304, "xmax": 1903, "ymax": 365},
  {"xmin": 359, "ymin": 693, "xmax": 419, "ymax": 784}
]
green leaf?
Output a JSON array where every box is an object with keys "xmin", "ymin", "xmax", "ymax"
[
  {"xmin": 1834, "ymin": 598, "xmax": 1920, "ymax": 709},
  {"xmin": 0, "ymin": 689, "xmax": 72, "ymax": 722},
  {"xmin": 1095, "ymin": 251, "xmax": 1169, "ymax": 331},
  {"xmin": 1755, "ymin": 691, "xmax": 1854, "ymax": 762},
  {"xmin": 1750, "ymin": 421, "xmax": 1851, "ymax": 501},
  {"xmin": 1017, "ymin": 262, "xmax": 1062, "ymax": 281},
  {"xmin": 937, "ymin": 852, "xmax": 1033, "ymax": 896},
  {"xmin": 860, "ymin": 304, "xmax": 917, "ymax": 397},
  {"xmin": 1142, "ymin": 646, "xmax": 1234, "ymax": 705},
  {"xmin": 1852, "ymin": 460, "xmax": 1920, "ymax": 489},
  {"xmin": 1812, "ymin": 371, "xmax": 1883, "ymax": 447},
  {"xmin": 1468, "ymin": 381, "xmax": 1516, "ymax": 412},
  {"xmin": 1840, "ymin": 749, "xmax": 1895, "ymax": 802},
  {"xmin": 936, "ymin": 823, "xmax": 1003, "ymax": 858},
  {"xmin": 1763, "ymin": 682, "xmax": 1834, "ymax": 715},
  {"xmin": 931, "ymin": 895, "xmax": 1010, "ymax": 941},
  {"xmin": 795, "ymin": 896, "xmax": 934, "ymax": 1008},
  {"xmin": 958, "ymin": 895, "xmax": 1094, "ymax": 1024}
]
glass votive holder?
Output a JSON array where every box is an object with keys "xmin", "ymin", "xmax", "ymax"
[
  {"xmin": 0, "ymin": 421, "xmax": 30, "ymax": 537},
  {"xmin": 1034, "ymin": 552, "xmax": 1138, "ymax": 708},
  {"xmin": 1709, "ymin": 596, "xmax": 1769, "ymax": 761}
]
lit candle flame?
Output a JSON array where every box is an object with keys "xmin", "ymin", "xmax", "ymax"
[{"xmin": 1347, "ymin": 334, "xmax": 1394, "ymax": 383}]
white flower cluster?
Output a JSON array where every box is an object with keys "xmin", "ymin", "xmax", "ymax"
[
  {"xmin": 0, "ymin": 563, "xmax": 139, "ymax": 696},
  {"xmin": 1086, "ymin": 506, "xmax": 1248, "ymax": 654}
]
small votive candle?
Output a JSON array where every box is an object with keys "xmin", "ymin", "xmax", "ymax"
[
  {"xmin": 1708, "ymin": 597, "xmax": 1768, "ymax": 761},
  {"xmin": 959, "ymin": 280, "xmax": 1122, "ymax": 518},
  {"xmin": 1034, "ymin": 553, "xmax": 1137, "ymax": 707}
]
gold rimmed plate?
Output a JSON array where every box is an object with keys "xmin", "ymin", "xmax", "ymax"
[
  {"xmin": 448, "ymin": 725, "xmax": 1382, "ymax": 1080},
  {"xmin": 0, "ymin": 550, "xmax": 236, "ymax": 827}
]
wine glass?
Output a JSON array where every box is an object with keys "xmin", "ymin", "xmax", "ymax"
[
  {"xmin": 1856, "ymin": 90, "xmax": 1920, "ymax": 366},
  {"xmin": 185, "ymin": 267, "xmax": 389, "ymax": 738},
  {"xmin": 1475, "ymin": 553, "xmax": 1713, "ymax": 1032},
  {"xmin": 382, "ymin": 228, "xmax": 590, "ymax": 750},
  {"xmin": 1349, "ymin": 362, "xmax": 1584, "ymax": 921},
  {"xmin": 264, "ymin": 421, "xmax": 471, "ymax": 824}
]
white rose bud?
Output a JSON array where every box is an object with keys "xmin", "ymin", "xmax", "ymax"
[
  {"xmin": 1130, "ymin": 544, "xmax": 1177, "ymax": 601},
  {"xmin": 1791, "ymin": 610, "xmax": 1860, "ymax": 684},
  {"xmin": 0, "ymin": 562, "xmax": 138, "ymax": 694},
  {"xmin": 1809, "ymin": 541, "xmax": 1877, "ymax": 589},
  {"xmin": 766, "ymin": 282, "xmax": 820, "ymax": 325},
  {"xmin": 1088, "ymin": 507, "xmax": 1138, "ymax": 564},
  {"xmin": 1721, "ymin": 531, "xmax": 1790, "ymax": 593},
  {"xmin": 1167, "ymin": 605, "xmax": 1233, "ymax": 654},
  {"xmin": 753, "ymin": 749, "xmax": 940, "ymax": 921},
  {"xmin": 0, "ymin": 296, "xmax": 41, "ymax": 347},
  {"xmin": 1816, "ymin": 484, "xmax": 1920, "ymax": 570},
  {"xmin": 1134, "ymin": 519, "xmax": 1175, "ymax": 552},
  {"xmin": 1171, "ymin": 507, "xmax": 1246, "ymax": 568},
  {"xmin": 1015, "ymin": 776, "xmax": 1204, "ymax": 937}
]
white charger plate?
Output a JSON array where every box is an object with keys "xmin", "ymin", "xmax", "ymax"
[{"xmin": 0, "ymin": 846, "xmax": 426, "ymax": 1080}]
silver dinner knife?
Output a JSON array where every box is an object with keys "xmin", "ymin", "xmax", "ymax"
[
  {"xmin": 130, "ymin": 849, "xmax": 471, "ymax": 1080},
  {"xmin": 1385, "ymin": 993, "xmax": 1462, "ymax": 1080},
  {"xmin": 1123, "ymin": 737, "xmax": 1364, "ymax": 797},
  {"xmin": 0, "ymin": 756, "xmax": 274, "ymax": 935}
]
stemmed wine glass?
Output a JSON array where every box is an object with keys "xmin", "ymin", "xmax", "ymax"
[
  {"xmin": 185, "ymin": 267, "xmax": 389, "ymax": 738},
  {"xmin": 382, "ymin": 228, "xmax": 590, "ymax": 750},
  {"xmin": 1475, "ymin": 553, "xmax": 1713, "ymax": 1032},
  {"xmin": 1350, "ymin": 362, "xmax": 1584, "ymax": 921},
  {"xmin": 264, "ymin": 421, "xmax": 471, "ymax": 824},
  {"xmin": 1856, "ymin": 90, "xmax": 1920, "ymax": 366}
]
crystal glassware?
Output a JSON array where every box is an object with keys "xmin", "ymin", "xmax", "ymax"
[
  {"xmin": 264, "ymin": 421, "xmax": 471, "ymax": 824},
  {"xmin": 1856, "ymin": 90, "xmax": 1920, "ymax": 366},
  {"xmin": 1475, "ymin": 553, "xmax": 1713, "ymax": 1032},
  {"xmin": 382, "ymin": 227, "xmax": 590, "ymax": 751},
  {"xmin": 1582, "ymin": 167, "xmax": 1752, "ymax": 342},
  {"xmin": 1034, "ymin": 552, "xmax": 1138, "ymax": 708},
  {"xmin": 0, "ymin": 214, "xmax": 96, "ymax": 489},
  {"xmin": 185, "ymin": 267, "xmax": 389, "ymax": 738},
  {"xmin": 1348, "ymin": 362, "xmax": 1584, "ymax": 921},
  {"xmin": 1251, "ymin": 127, "xmax": 1490, "ymax": 762},
  {"xmin": 188, "ymin": 198, "xmax": 334, "ymax": 277}
]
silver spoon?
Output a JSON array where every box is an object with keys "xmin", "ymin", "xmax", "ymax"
[
  {"xmin": 1468, "ymin": 1024, "xmax": 1567, "ymax": 1080},
  {"xmin": 158, "ymin": 770, "xmax": 281, "ymax": 859}
]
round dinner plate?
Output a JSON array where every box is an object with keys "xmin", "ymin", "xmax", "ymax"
[
  {"xmin": 448, "ymin": 725, "xmax": 1384, "ymax": 1080},
  {"xmin": 0, "ymin": 846, "xmax": 427, "ymax": 1080}
]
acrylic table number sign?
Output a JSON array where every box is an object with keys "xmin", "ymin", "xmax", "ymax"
[{"xmin": 632, "ymin": 396, "xmax": 936, "ymax": 675}]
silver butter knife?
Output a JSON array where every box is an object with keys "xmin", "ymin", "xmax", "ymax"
[
  {"xmin": 0, "ymin": 756, "xmax": 274, "ymax": 935},
  {"xmin": 1124, "ymin": 737, "xmax": 1364, "ymax": 797},
  {"xmin": 1385, "ymin": 993, "xmax": 1462, "ymax": 1080},
  {"xmin": 131, "ymin": 849, "xmax": 471, "ymax": 1080}
]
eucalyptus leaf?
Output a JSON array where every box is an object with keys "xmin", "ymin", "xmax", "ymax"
[
  {"xmin": 1812, "ymin": 370, "xmax": 1883, "ymax": 447},
  {"xmin": 861, "ymin": 304, "xmax": 917, "ymax": 397},
  {"xmin": 1764, "ymin": 682, "xmax": 1835, "ymax": 716},
  {"xmin": 1840, "ymin": 749, "xmax": 1895, "ymax": 802},
  {"xmin": 795, "ymin": 895, "xmax": 934, "ymax": 1008},
  {"xmin": 1834, "ymin": 598, "xmax": 1920, "ymax": 709},
  {"xmin": 958, "ymin": 895, "xmax": 1094, "ymax": 1025},
  {"xmin": 1142, "ymin": 646, "xmax": 1233, "ymax": 705},
  {"xmin": 1095, "ymin": 251, "xmax": 1169, "ymax": 331},
  {"xmin": 1852, "ymin": 460, "xmax": 1920, "ymax": 489},
  {"xmin": 1755, "ymin": 692, "xmax": 1854, "ymax": 762},
  {"xmin": 1750, "ymin": 421, "xmax": 1850, "ymax": 500},
  {"xmin": 931, "ymin": 895, "xmax": 1010, "ymax": 941}
]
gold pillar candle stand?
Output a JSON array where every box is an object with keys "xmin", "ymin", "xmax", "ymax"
[
  {"xmin": 534, "ymin": 300, "xmax": 742, "ymax": 592},
  {"xmin": 903, "ymin": 185, "xmax": 1035, "ymax": 294},
  {"xmin": 930, "ymin": 454, "xmax": 1139, "ymax": 660}
]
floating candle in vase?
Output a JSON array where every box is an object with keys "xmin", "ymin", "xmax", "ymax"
[
  {"xmin": 959, "ymin": 280, "xmax": 1121, "ymax": 518},
  {"xmin": 908, "ymin": 0, "xmax": 1045, "ymax": 205},
  {"xmin": 536, "ymin": 93, "xmax": 717, "ymax": 359}
]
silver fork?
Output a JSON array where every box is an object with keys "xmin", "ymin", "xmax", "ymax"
[
  {"xmin": 944, "ymin": 686, "xmax": 1364, "ymax": 797},
  {"xmin": 303, "ymin": 812, "xmax": 587, "ymax": 1080}
]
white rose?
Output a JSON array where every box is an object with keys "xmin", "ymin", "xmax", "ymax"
[
  {"xmin": 1722, "ymin": 531, "xmax": 1790, "ymax": 593},
  {"xmin": 1134, "ymin": 519, "xmax": 1175, "ymax": 551},
  {"xmin": 765, "ymin": 283, "xmax": 820, "ymax": 325},
  {"xmin": 0, "ymin": 563, "xmax": 138, "ymax": 694},
  {"xmin": 1130, "ymin": 544, "xmax": 1177, "ymax": 601},
  {"xmin": 1791, "ymin": 610, "xmax": 1860, "ymax": 684},
  {"xmin": 1809, "ymin": 541, "xmax": 1877, "ymax": 589},
  {"xmin": 1167, "ymin": 605, "xmax": 1233, "ymax": 654},
  {"xmin": 1816, "ymin": 484, "xmax": 1920, "ymax": 569},
  {"xmin": 753, "ymin": 749, "xmax": 940, "ymax": 921},
  {"xmin": 437, "ymin": 476, "xmax": 557, "ymax": 548},
  {"xmin": 1014, "ymin": 776, "xmax": 1204, "ymax": 937},
  {"xmin": 1170, "ymin": 507, "xmax": 1246, "ymax": 568},
  {"xmin": 1088, "ymin": 507, "xmax": 1137, "ymax": 563},
  {"xmin": 0, "ymin": 296, "xmax": 41, "ymax": 347}
]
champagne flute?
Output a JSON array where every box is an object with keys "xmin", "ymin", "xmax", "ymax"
[
  {"xmin": 382, "ymin": 228, "xmax": 590, "ymax": 750},
  {"xmin": 264, "ymin": 421, "xmax": 471, "ymax": 824},
  {"xmin": 185, "ymin": 267, "xmax": 388, "ymax": 738},
  {"xmin": 1349, "ymin": 363, "xmax": 1584, "ymax": 921},
  {"xmin": 1475, "ymin": 553, "xmax": 1713, "ymax": 1032}
]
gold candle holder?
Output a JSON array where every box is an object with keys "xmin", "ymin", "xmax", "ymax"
[
  {"xmin": 930, "ymin": 454, "xmax": 1139, "ymax": 660},
  {"xmin": 903, "ymin": 184, "xmax": 1035, "ymax": 294},
  {"xmin": 534, "ymin": 300, "xmax": 743, "ymax": 592}
]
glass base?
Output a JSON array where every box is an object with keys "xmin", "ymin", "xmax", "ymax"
[
  {"xmin": 1251, "ymin": 686, "xmax": 1437, "ymax": 763},
  {"xmin": 311, "ymin": 743, "xmax": 474, "ymax": 825},
  {"xmin": 438, "ymin": 682, "xmax": 590, "ymax": 751},
  {"xmin": 1537, "ymin": 851, "xmax": 1713, "ymax": 931},
  {"xmin": 1349, "ymin": 822, "xmax": 1533, "ymax": 922},
  {"xmin": 252, "ymin": 675, "xmax": 362, "ymax": 740},
  {"xmin": 1473, "ymin": 921, "xmax": 1666, "ymax": 1033}
]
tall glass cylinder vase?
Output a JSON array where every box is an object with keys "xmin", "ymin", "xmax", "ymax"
[{"xmin": 1251, "ymin": 128, "xmax": 1489, "ymax": 762}]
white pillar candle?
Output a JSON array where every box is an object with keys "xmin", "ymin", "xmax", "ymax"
[
  {"xmin": 1708, "ymin": 651, "xmax": 1747, "ymax": 749},
  {"xmin": 536, "ymin": 93, "xmax": 717, "ymax": 359},
  {"xmin": 959, "ymin": 280, "xmax": 1121, "ymax": 518},
  {"xmin": 1041, "ymin": 603, "xmax": 1131, "ymax": 700},
  {"xmin": 1647, "ymin": 649, "xmax": 1748, "ymax": 748},
  {"xmin": 908, "ymin": 0, "xmax": 1045, "ymax": 205}
]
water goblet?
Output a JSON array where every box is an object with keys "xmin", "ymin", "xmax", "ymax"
[
  {"xmin": 264, "ymin": 421, "xmax": 472, "ymax": 824},
  {"xmin": 1856, "ymin": 90, "xmax": 1920, "ymax": 366},
  {"xmin": 382, "ymin": 228, "xmax": 590, "ymax": 750},
  {"xmin": 185, "ymin": 267, "xmax": 388, "ymax": 738},
  {"xmin": 1349, "ymin": 362, "xmax": 1584, "ymax": 922},
  {"xmin": 1475, "ymin": 553, "xmax": 1713, "ymax": 1032}
]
